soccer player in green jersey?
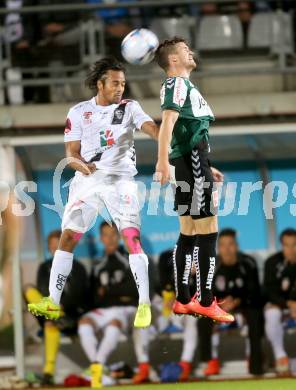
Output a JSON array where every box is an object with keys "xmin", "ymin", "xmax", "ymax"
[{"xmin": 154, "ymin": 37, "xmax": 234, "ymax": 323}]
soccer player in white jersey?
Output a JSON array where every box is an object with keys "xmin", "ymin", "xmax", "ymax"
[{"xmin": 28, "ymin": 57, "xmax": 158, "ymax": 329}]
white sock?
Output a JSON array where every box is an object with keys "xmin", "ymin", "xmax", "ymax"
[
  {"xmin": 264, "ymin": 307, "xmax": 286, "ymax": 359},
  {"xmin": 211, "ymin": 332, "xmax": 220, "ymax": 359},
  {"xmin": 133, "ymin": 328, "xmax": 150, "ymax": 363},
  {"xmin": 245, "ymin": 338, "xmax": 250, "ymax": 358},
  {"xmin": 129, "ymin": 254, "xmax": 150, "ymax": 304},
  {"xmin": 49, "ymin": 250, "xmax": 73, "ymax": 305},
  {"xmin": 96, "ymin": 325, "xmax": 121, "ymax": 364},
  {"xmin": 181, "ymin": 316, "xmax": 198, "ymax": 362},
  {"xmin": 78, "ymin": 323, "xmax": 97, "ymax": 362}
]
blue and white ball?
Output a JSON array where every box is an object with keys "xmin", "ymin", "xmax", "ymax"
[{"xmin": 121, "ymin": 28, "xmax": 159, "ymax": 65}]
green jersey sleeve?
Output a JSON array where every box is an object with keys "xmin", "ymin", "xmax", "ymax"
[{"xmin": 160, "ymin": 77, "xmax": 188, "ymax": 112}]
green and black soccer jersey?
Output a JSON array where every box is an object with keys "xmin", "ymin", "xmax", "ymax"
[{"xmin": 160, "ymin": 76, "xmax": 214, "ymax": 160}]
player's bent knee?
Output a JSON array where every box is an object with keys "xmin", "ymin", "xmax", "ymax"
[
  {"xmin": 109, "ymin": 319, "xmax": 122, "ymax": 329},
  {"xmin": 59, "ymin": 229, "xmax": 81, "ymax": 252},
  {"xmin": 79, "ymin": 316, "xmax": 96, "ymax": 328},
  {"xmin": 121, "ymin": 227, "xmax": 143, "ymax": 254}
]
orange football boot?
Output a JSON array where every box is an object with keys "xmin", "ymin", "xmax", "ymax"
[
  {"xmin": 133, "ymin": 362, "xmax": 150, "ymax": 384},
  {"xmin": 204, "ymin": 359, "xmax": 220, "ymax": 376},
  {"xmin": 179, "ymin": 361, "xmax": 192, "ymax": 381}
]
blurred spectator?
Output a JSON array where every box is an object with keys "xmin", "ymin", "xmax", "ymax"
[
  {"xmin": 0, "ymin": 0, "xmax": 42, "ymax": 103},
  {"xmin": 78, "ymin": 222, "xmax": 153, "ymax": 387},
  {"xmin": 0, "ymin": 146, "xmax": 18, "ymax": 329},
  {"xmin": 263, "ymin": 228, "xmax": 296, "ymax": 374},
  {"xmin": 157, "ymin": 248, "xmax": 198, "ymax": 381},
  {"xmin": 237, "ymin": 1, "xmax": 253, "ymax": 48},
  {"xmin": 201, "ymin": 2, "xmax": 218, "ymax": 15},
  {"xmin": 200, "ymin": 228, "xmax": 263, "ymax": 376},
  {"xmin": 37, "ymin": 0, "xmax": 83, "ymax": 50},
  {"xmin": 25, "ymin": 230, "xmax": 89, "ymax": 385},
  {"xmin": 86, "ymin": 0, "xmax": 136, "ymax": 58}
]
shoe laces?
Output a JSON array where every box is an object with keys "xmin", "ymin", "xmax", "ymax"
[{"xmin": 192, "ymin": 292, "xmax": 200, "ymax": 302}]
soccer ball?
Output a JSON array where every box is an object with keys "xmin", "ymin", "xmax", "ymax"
[{"xmin": 121, "ymin": 28, "xmax": 159, "ymax": 65}]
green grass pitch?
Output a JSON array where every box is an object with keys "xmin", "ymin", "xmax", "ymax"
[{"xmin": 46, "ymin": 379, "xmax": 295, "ymax": 390}]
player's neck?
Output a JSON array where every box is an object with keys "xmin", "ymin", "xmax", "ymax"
[
  {"xmin": 167, "ymin": 66, "xmax": 191, "ymax": 79},
  {"xmin": 95, "ymin": 94, "xmax": 112, "ymax": 107}
]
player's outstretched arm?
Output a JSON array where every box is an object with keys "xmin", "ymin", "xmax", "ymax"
[
  {"xmin": 141, "ymin": 121, "xmax": 159, "ymax": 141},
  {"xmin": 155, "ymin": 109, "xmax": 179, "ymax": 185},
  {"xmin": 65, "ymin": 141, "xmax": 96, "ymax": 176}
]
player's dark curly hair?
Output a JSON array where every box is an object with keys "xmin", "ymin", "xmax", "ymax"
[
  {"xmin": 85, "ymin": 57, "xmax": 125, "ymax": 91},
  {"xmin": 155, "ymin": 37, "xmax": 187, "ymax": 71}
]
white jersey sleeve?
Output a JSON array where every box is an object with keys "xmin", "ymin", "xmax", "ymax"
[
  {"xmin": 130, "ymin": 101, "xmax": 153, "ymax": 131},
  {"xmin": 64, "ymin": 107, "xmax": 82, "ymax": 142}
]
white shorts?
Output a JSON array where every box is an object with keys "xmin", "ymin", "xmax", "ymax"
[
  {"xmin": 62, "ymin": 172, "xmax": 141, "ymax": 233},
  {"xmin": 82, "ymin": 306, "xmax": 136, "ymax": 333}
]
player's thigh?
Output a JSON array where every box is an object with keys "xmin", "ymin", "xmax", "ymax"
[
  {"xmin": 102, "ymin": 179, "xmax": 141, "ymax": 231},
  {"xmin": 82, "ymin": 308, "xmax": 124, "ymax": 331},
  {"xmin": 192, "ymin": 215, "xmax": 218, "ymax": 235},
  {"xmin": 62, "ymin": 175, "xmax": 101, "ymax": 234},
  {"xmin": 179, "ymin": 215, "xmax": 195, "ymax": 235},
  {"xmin": 264, "ymin": 304, "xmax": 283, "ymax": 323},
  {"xmin": 122, "ymin": 306, "xmax": 136, "ymax": 332},
  {"xmin": 170, "ymin": 153, "xmax": 194, "ymax": 218}
]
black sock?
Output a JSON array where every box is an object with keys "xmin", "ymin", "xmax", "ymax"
[
  {"xmin": 173, "ymin": 233, "xmax": 197, "ymax": 304},
  {"xmin": 195, "ymin": 232, "xmax": 218, "ymax": 307}
]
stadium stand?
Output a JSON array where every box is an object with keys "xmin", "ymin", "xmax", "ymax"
[
  {"xmin": 150, "ymin": 16, "xmax": 195, "ymax": 48},
  {"xmin": 197, "ymin": 15, "xmax": 244, "ymax": 50}
]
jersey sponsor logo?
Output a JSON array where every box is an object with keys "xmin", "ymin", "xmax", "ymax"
[
  {"xmin": 173, "ymin": 78, "xmax": 186, "ymax": 107},
  {"xmin": 100, "ymin": 129, "xmax": 115, "ymax": 148},
  {"xmin": 83, "ymin": 111, "xmax": 93, "ymax": 124},
  {"xmin": 56, "ymin": 273, "xmax": 67, "ymax": 291},
  {"xmin": 64, "ymin": 118, "xmax": 72, "ymax": 134},
  {"xmin": 206, "ymin": 257, "xmax": 216, "ymax": 289}
]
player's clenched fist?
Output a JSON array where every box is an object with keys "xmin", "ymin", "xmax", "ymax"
[{"xmin": 155, "ymin": 159, "xmax": 170, "ymax": 185}]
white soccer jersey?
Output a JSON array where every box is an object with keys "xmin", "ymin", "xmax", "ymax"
[{"xmin": 64, "ymin": 97, "xmax": 152, "ymax": 176}]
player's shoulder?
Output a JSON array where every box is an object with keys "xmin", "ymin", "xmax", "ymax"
[
  {"xmin": 163, "ymin": 76, "xmax": 188, "ymax": 87},
  {"xmin": 265, "ymin": 251, "xmax": 284, "ymax": 267},
  {"xmin": 120, "ymin": 98, "xmax": 135, "ymax": 105},
  {"xmin": 120, "ymin": 98, "xmax": 140, "ymax": 110},
  {"xmin": 239, "ymin": 252, "xmax": 258, "ymax": 269},
  {"xmin": 67, "ymin": 98, "xmax": 94, "ymax": 115}
]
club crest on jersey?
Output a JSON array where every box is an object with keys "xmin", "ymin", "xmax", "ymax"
[
  {"xmin": 100, "ymin": 129, "xmax": 115, "ymax": 148},
  {"xmin": 112, "ymin": 108, "xmax": 124, "ymax": 124},
  {"xmin": 83, "ymin": 111, "xmax": 93, "ymax": 124}
]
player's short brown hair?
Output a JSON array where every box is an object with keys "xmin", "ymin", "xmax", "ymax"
[{"xmin": 155, "ymin": 37, "xmax": 187, "ymax": 71}]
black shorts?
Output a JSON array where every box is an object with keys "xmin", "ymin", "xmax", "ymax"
[{"xmin": 170, "ymin": 139, "xmax": 218, "ymax": 219}]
